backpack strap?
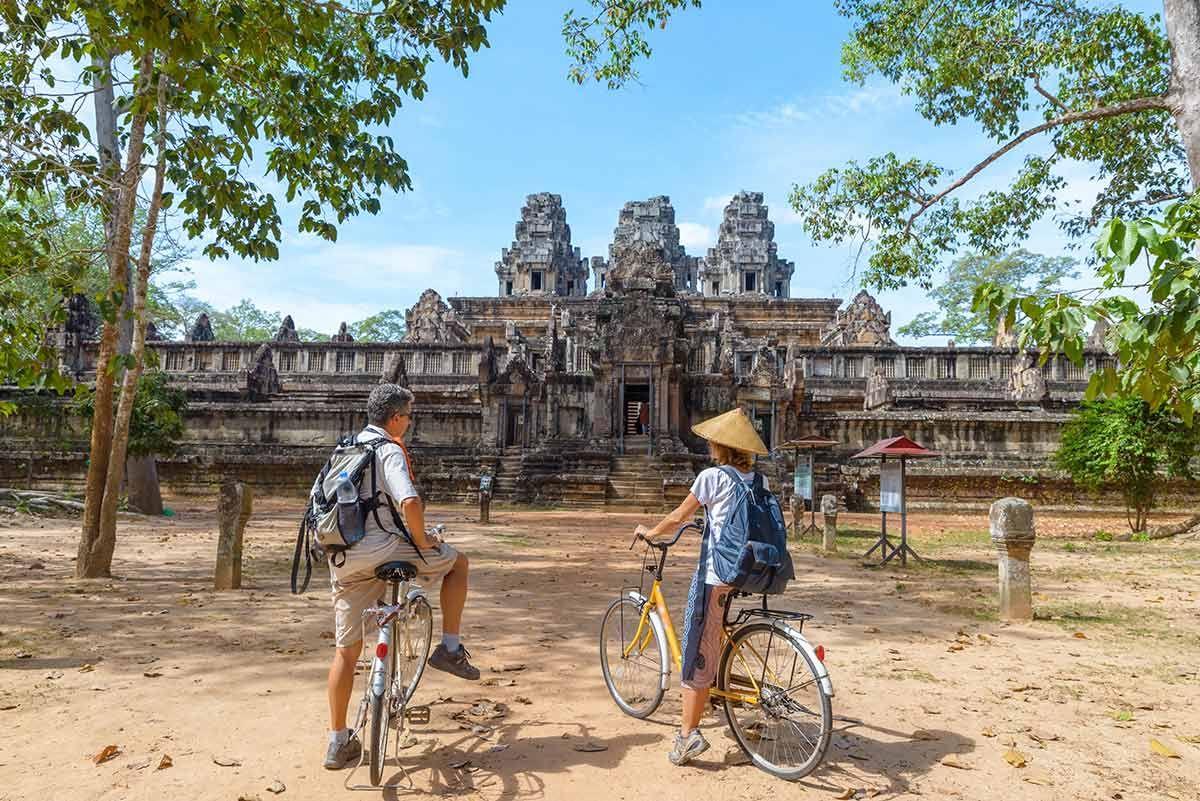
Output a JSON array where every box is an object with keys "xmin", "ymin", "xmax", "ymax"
[
  {"xmin": 290, "ymin": 516, "xmax": 312, "ymax": 594},
  {"xmin": 716, "ymin": 465, "xmax": 753, "ymax": 493},
  {"xmin": 364, "ymin": 439, "xmax": 427, "ymax": 563}
]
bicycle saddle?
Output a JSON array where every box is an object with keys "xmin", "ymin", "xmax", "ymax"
[{"xmin": 374, "ymin": 560, "xmax": 418, "ymax": 582}]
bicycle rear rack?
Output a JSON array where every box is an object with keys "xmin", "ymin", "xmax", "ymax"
[{"xmin": 731, "ymin": 606, "xmax": 813, "ymax": 631}]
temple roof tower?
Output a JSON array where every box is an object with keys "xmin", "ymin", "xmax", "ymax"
[
  {"xmin": 699, "ymin": 191, "xmax": 794, "ymax": 298},
  {"xmin": 595, "ymin": 196, "xmax": 698, "ymax": 293},
  {"xmin": 495, "ymin": 193, "xmax": 589, "ymax": 298}
]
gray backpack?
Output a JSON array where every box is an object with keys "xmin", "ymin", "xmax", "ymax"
[{"xmin": 290, "ymin": 433, "xmax": 420, "ymax": 593}]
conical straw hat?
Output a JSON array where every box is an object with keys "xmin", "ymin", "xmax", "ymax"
[{"xmin": 690, "ymin": 408, "xmax": 768, "ymax": 455}]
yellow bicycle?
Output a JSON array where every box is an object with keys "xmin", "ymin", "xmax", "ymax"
[{"xmin": 599, "ymin": 523, "xmax": 834, "ymax": 780}]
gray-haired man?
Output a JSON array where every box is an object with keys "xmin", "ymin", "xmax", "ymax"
[{"xmin": 324, "ymin": 383, "xmax": 478, "ymax": 769}]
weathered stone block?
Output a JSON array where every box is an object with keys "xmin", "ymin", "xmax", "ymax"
[
  {"xmin": 821, "ymin": 493, "xmax": 838, "ymax": 553},
  {"xmin": 989, "ymin": 496, "xmax": 1035, "ymax": 620},
  {"xmin": 215, "ymin": 479, "xmax": 252, "ymax": 590}
]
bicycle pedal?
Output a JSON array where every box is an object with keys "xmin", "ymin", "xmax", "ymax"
[{"xmin": 405, "ymin": 705, "xmax": 431, "ymax": 724}]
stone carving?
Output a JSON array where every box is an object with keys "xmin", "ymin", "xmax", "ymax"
[
  {"xmin": 609, "ymin": 196, "xmax": 698, "ymax": 292},
  {"xmin": 245, "ymin": 344, "xmax": 281, "ymax": 399},
  {"xmin": 748, "ymin": 345, "xmax": 780, "ymax": 386},
  {"xmin": 330, "ymin": 321, "xmax": 354, "ymax": 343},
  {"xmin": 188, "ymin": 312, "xmax": 214, "ymax": 342},
  {"xmin": 1008, "ymin": 352, "xmax": 1047, "ymax": 402},
  {"xmin": 144, "ymin": 321, "xmax": 163, "ymax": 342},
  {"xmin": 821, "ymin": 494, "xmax": 838, "ymax": 553},
  {"xmin": 993, "ymin": 315, "xmax": 1018, "ymax": 348},
  {"xmin": 65, "ymin": 293, "xmax": 99, "ymax": 339},
  {"xmin": 479, "ymin": 336, "xmax": 498, "ymax": 384},
  {"xmin": 404, "ymin": 289, "xmax": 470, "ymax": 344},
  {"xmin": 606, "ymin": 239, "xmax": 677, "ymax": 297},
  {"xmin": 700, "ymin": 191, "xmax": 794, "ymax": 297},
  {"xmin": 381, "ymin": 352, "xmax": 409, "ymax": 386},
  {"xmin": 495, "ymin": 193, "xmax": 589, "ymax": 297},
  {"xmin": 821, "ymin": 290, "xmax": 895, "ymax": 347},
  {"xmin": 1086, "ymin": 318, "xmax": 1112, "ymax": 352},
  {"xmin": 863, "ymin": 366, "xmax": 893, "ymax": 410},
  {"xmin": 989, "ymin": 497, "xmax": 1036, "ymax": 621},
  {"xmin": 214, "ymin": 480, "xmax": 253, "ymax": 590},
  {"xmin": 274, "ymin": 315, "xmax": 300, "ymax": 343}
]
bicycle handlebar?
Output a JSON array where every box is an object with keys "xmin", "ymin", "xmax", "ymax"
[{"xmin": 629, "ymin": 521, "xmax": 701, "ymax": 551}]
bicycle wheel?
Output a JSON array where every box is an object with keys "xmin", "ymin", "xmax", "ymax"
[
  {"xmin": 599, "ymin": 596, "xmax": 666, "ymax": 718},
  {"xmin": 394, "ymin": 595, "xmax": 433, "ymax": 704},
  {"xmin": 719, "ymin": 622, "xmax": 832, "ymax": 781},
  {"xmin": 368, "ymin": 647, "xmax": 394, "ymax": 786}
]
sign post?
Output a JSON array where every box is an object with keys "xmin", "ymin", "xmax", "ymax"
[
  {"xmin": 851, "ymin": 436, "xmax": 938, "ymax": 566},
  {"xmin": 778, "ymin": 436, "xmax": 839, "ymax": 536},
  {"xmin": 479, "ymin": 473, "xmax": 493, "ymax": 524}
]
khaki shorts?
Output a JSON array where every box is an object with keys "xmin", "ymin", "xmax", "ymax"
[{"xmin": 330, "ymin": 542, "xmax": 459, "ymax": 647}]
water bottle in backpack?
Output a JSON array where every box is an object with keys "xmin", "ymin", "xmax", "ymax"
[{"xmin": 335, "ymin": 470, "xmax": 364, "ymax": 540}]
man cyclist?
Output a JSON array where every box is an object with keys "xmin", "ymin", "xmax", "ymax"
[{"xmin": 324, "ymin": 383, "xmax": 479, "ymax": 770}]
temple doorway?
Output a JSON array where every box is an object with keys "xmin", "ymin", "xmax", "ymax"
[
  {"xmin": 505, "ymin": 407, "xmax": 525, "ymax": 448},
  {"xmin": 623, "ymin": 384, "xmax": 650, "ymax": 436}
]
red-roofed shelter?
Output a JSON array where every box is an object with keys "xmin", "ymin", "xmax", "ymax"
[{"xmin": 852, "ymin": 435, "xmax": 939, "ymax": 566}]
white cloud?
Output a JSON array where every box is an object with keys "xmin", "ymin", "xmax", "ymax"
[
  {"xmin": 734, "ymin": 82, "xmax": 905, "ymax": 130},
  {"xmin": 703, "ymin": 194, "xmax": 733, "ymax": 214},
  {"xmin": 677, "ymin": 222, "xmax": 714, "ymax": 250}
]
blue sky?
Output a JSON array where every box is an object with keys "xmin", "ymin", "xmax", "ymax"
[{"xmin": 174, "ymin": 0, "xmax": 1166, "ymax": 343}]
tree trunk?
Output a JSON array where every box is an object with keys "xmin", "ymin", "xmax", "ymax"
[
  {"xmin": 77, "ymin": 53, "xmax": 154, "ymax": 578},
  {"xmin": 124, "ymin": 455, "xmax": 163, "ymax": 515},
  {"xmin": 1164, "ymin": 0, "xmax": 1200, "ymax": 186},
  {"xmin": 94, "ymin": 68, "xmax": 169, "ymax": 573}
]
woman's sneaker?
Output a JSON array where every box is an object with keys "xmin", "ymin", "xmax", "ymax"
[
  {"xmin": 668, "ymin": 729, "xmax": 709, "ymax": 766},
  {"xmin": 323, "ymin": 734, "xmax": 361, "ymax": 770},
  {"xmin": 429, "ymin": 643, "xmax": 480, "ymax": 680}
]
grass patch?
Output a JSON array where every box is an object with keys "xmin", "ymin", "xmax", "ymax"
[{"xmin": 490, "ymin": 532, "xmax": 532, "ymax": 548}]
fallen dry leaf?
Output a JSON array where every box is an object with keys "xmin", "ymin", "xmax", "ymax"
[
  {"xmin": 142, "ymin": 670, "xmax": 163, "ymax": 678},
  {"xmin": 93, "ymin": 744, "xmax": 121, "ymax": 765},
  {"xmin": 1179, "ymin": 735, "xmax": 1200, "ymax": 744},
  {"xmin": 1003, "ymin": 749, "xmax": 1027, "ymax": 768},
  {"xmin": 448, "ymin": 758, "xmax": 472, "ymax": 770},
  {"xmin": 723, "ymin": 747, "xmax": 751, "ymax": 766},
  {"xmin": 835, "ymin": 789, "xmax": 856, "ymax": 800},
  {"xmin": 1072, "ymin": 631, "xmax": 1088, "ymax": 639},
  {"xmin": 1150, "ymin": 739, "xmax": 1180, "ymax": 759},
  {"xmin": 78, "ymin": 664, "xmax": 95, "ymax": 673},
  {"xmin": 573, "ymin": 740, "xmax": 608, "ymax": 752},
  {"xmin": 981, "ymin": 726, "xmax": 996, "ymax": 738},
  {"xmin": 212, "ymin": 755, "xmax": 242, "ymax": 767},
  {"xmin": 156, "ymin": 754, "xmax": 172, "ymax": 770},
  {"xmin": 1022, "ymin": 770, "xmax": 1054, "ymax": 786},
  {"xmin": 940, "ymin": 755, "xmax": 972, "ymax": 770},
  {"xmin": 911, "ymin": 730, "xmax": 939, "ymax": 741},
  {"xmin": 267, "ymin": 779, "xmax": 286, "ymax": 794}
]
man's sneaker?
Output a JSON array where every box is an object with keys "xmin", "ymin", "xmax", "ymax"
[
  {"xmin": 428, "ymin": 643, "xmax": 481, "ymax": 680},
  {"xmin": 323, "ymin": 734, "xmax": 361, "ymax": 770},
  {"xmin": 668, "ymin": 728, "xmax": 710, "ymax": 766}
]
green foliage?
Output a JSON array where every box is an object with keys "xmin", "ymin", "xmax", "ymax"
[
  {"xmin": 1093, "ymin": 530, "xmax": 1114, "ymax": 542},
  {"xmin": 210, "ymin": 299, "xmax": 281, "ymax": 342},
  {"xmin": 563, "ymin": 0, "xmax": 702, "ymax": 88},
  {"xmin": 350, "ymin": 309, "xmax": 406, "ymax": 342},
  {"xmin": 976, "ymin": 193, "xmax": 1200, "ymax": 422},
  {"xmin": 1056, "ymin": 398, "xmax": 1199, "ymax": 532},
  {"xmin": 75, "ymin": 370, "xmax": 187, "ymax": 459},
  {"xmin": 565, "ymin": 1, "xmax": 1181, "ymax": 290},
  {"xmin": 898, "ymin": 250, "xmax": 1076, "ymax": 343}
]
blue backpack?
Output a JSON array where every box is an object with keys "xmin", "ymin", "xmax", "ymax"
[{"xmin": 706, "ymin": 466, "xmax": 795, "ymax": 595}]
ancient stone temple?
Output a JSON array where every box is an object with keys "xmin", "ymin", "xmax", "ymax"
[{"xmin": 3, "ymin": 191, "xmax": 1139, "ymax": 512}]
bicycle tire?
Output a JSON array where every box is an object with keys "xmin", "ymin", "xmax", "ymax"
[
  {"xmin": 368, "ymin": 644, "xmax": 393, "ymax": 786},
  {"xmin": 719, "ymin": 622, "xmax": 832, "ymax": 781},
  {"xmin": 395, "ymin": 595, "xmax": 433, "ymax": 704},
  {"xmin": 599, "ymin": 596, "xmax": 666, "ymax": 719}
]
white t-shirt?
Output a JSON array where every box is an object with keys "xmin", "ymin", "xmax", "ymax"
[
  {"xmin": 690, "ymin": 466, "xmax": 765, "ymax": 585},
  {"xmin": 329, "ymin": 425, "xmax": 420, "ymax": 578}
]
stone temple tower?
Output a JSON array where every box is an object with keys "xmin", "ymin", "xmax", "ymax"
[
  {"xmin": 699, "ymin": 191, "xmax": 794, "ymax": 297},
  {"xmin": 495, "ymin": 193, "xmax": 589, "ymax": 297},
  {"xmin": 593, "ymin": 196, "xmax": 699, "ymax": 293}
]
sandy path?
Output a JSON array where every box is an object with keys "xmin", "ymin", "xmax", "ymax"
[{"xmin": 1, "ymin": 502, "xmax": 1197, "ymax": 801}]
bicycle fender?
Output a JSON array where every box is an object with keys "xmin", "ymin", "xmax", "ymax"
[
  {"xmin": 405, "ymin": 586, "xmax": 427, "ymax": 604},
  {"xmin": 370, "ymin": 628, "xmax": 391, "ymax": 699},
  {"xmin": 626, "ymin": 590, "xmax": 672, "ymax": 691},
  {"xmin": 779, "ymin": 625, "xmax": 835, "ymax": 697}
]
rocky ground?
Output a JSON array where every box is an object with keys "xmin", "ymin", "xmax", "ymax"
[{"xmin": 0, "ymin": 500, "xmax": 1197, "ymax": 801}]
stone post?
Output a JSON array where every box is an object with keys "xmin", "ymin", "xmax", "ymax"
[
  {"xmin": 790, "ymin": 496, "xmax": 803, "ymax": 538},
  {"xmin": 989, "ymin": 497, "xmax": 1036, "ymax": 621},
  {"xmin": 479, "ymin": 473, "xmax": 493, "ymax": 524},
  {"xmin": 820, "ymin": 494, "xmax": 838, "ymax": 553},
  {"xmin": 215, "ymin": 480, "xmax": 252, "ymax": 590}
]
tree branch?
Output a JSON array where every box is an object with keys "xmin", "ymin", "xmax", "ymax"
[{"xmin": 903, "ymin": 94, "xmax": 1174, "ymax": 238}]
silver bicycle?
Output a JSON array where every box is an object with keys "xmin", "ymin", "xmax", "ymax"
[{"xmin": 346, "ymin": 528, "xmax": 439, "ymax": 788}]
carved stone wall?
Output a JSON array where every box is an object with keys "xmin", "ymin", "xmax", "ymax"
[
  {"xmin": 404, "ymin": 289, "xmax": 470, "ymax": 344},
  {"xmin": 608, "ymin": 196, "xmax": 697, "ymax": 293},
  {"xmin": 821, "ymin": 290, "xmax": 896, "ymax": 347},
  {"xmin": 495, "ymin": 193, "xmax": 589, "ymax": 297},
  {"xmin": 700, "ymin": 191, "xmax": 795, "ymax": 298}
]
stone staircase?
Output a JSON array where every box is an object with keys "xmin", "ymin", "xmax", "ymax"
[
  {"xmin": 606, "ymin": 454, "xmax": 667, "ymax": 511},
  {"xmin": 492, "ymin": 451, "xmax": 526, "ymax": 501}
]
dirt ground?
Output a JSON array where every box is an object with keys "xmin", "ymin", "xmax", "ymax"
[{"xmin": 1, "ymin": 500, "xmax": 1198, "ymax": 801}]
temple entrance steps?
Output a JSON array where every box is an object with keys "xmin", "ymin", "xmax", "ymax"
[
  {"xmin": 492, "ymin": 453, "xmax": 525, "ymax": 500},
  {"xmin": 606, "ymin": 454, "xmax": 667, "ymax": 512}
]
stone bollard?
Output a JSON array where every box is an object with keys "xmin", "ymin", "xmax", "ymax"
[
  {"xmin": 820, "ymin": 494, "xmax": 838, "ymax": 553},
  {"xmin": 215, "ymin": 480, "xmax": 253, "ymax": 590},
  {"xmin": 989, "ymin": 497, "xmax": 1036, "ymax": 621},
  {"xmin": 790, "ymin": 496, "xmax": 803, "ymax": 538}
]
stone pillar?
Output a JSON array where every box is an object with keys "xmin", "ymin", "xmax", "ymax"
[
  {"xmin": 215, "ymin": 480, "xmax": 252, "ymax": 590},
  {"xmin": 790, "ymin": 496, "xmax": 803, "ymax": 538},
  {"xmin": 989, "ymin": 497, "xmax": 1036, "ymax": 621},
  {"xmin": 821, "ymin": 494, "xmax": 838, "ymax": 553}
]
